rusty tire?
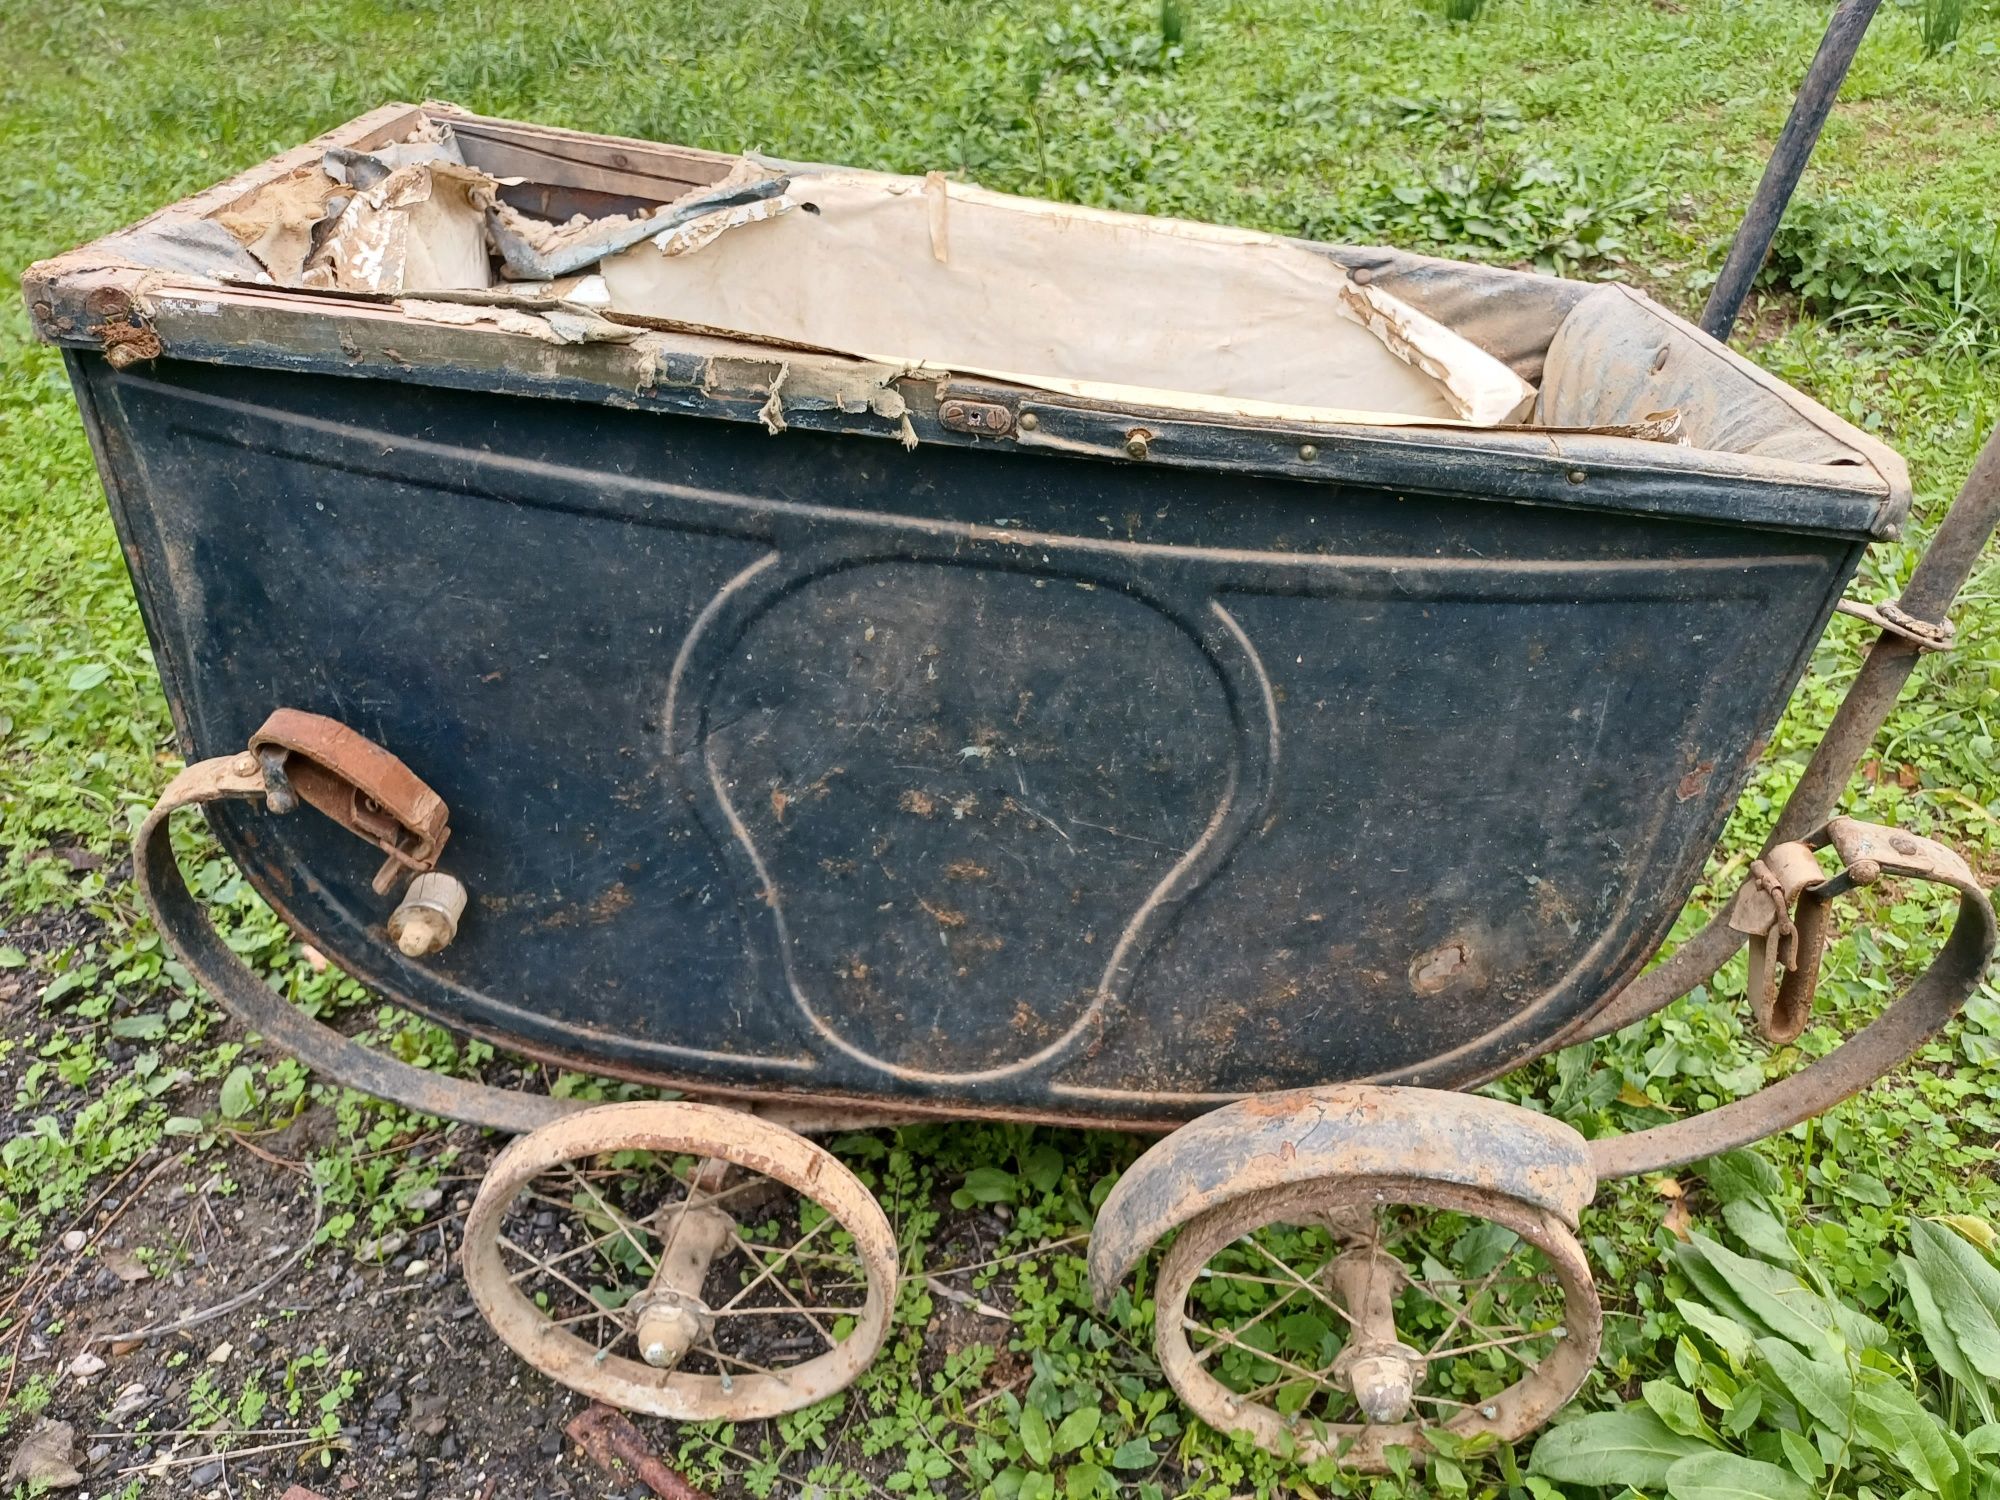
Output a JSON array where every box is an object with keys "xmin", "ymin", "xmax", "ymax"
[
  {"xmin": 464, "ymin": 1100, "xmax": 897, "ymax": 1420},
  {"xmin": 1152, "ymin": 1175, "xmax": 1600, "ymax": 1471}
]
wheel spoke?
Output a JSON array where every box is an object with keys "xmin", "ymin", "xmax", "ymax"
[
  {"xmin": 1183, "ymin": 1316, "xmax": 1344, "ymax": 1391},
  {"xmin": 1423, "ymin": 1258, "xmax": 1514, "ymax": 1359},
  {"xmin": 498, "ymin": 1232, "xmax": 636, "ymax": 1340},
  {"xmin": 559, "ymin": 1165, "xmax": 662, "ymax": 1275},
  {"xmin": 1235, "ymin": 1239, "xmax": 1356, "ymax": 1328},
  {"xmin": 1425, "ymin": 1326, "xmax": 1558, "ymax": 1361},
  {"xmin": 1190, "ymin": 1281, "xmax": 1317, "ymax": 1366},
  {"xmin": 717, "ymin": 1216, "xmax": 834, "ymax": 1314}
]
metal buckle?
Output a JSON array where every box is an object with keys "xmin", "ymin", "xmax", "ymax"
[{"xmin": 1835, "ymin": 596, "xmax": 1956, "ymax": 652}]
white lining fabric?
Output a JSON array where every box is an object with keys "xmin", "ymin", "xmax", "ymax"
[{"xmin": 599, "ymin": 170, "xmax": 1537, "ymax": 428}]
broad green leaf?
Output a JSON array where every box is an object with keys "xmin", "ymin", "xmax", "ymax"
[
  {"xmin": 1755, "ymin": 1337, "xmax": 1855, "ymax": 1439},
  {"xmin": 1673, "ymin": 1241, "xmax": 1769, "ymax": 1336},
  {"xmin": 958, "ymin": 1167, "xmax": 1019, "ymax": 1205},
  {"xmin": 163, "ymin": 1115, "xmax": 203, "ymax": 1136},
  {"xmin": 110, "ymin": 1013, "xmax": 166, "ymax": 1040},
  {"xmin": 1676, "ymin": 1298, "xmax": 1755, "ymax": 1369},
  {"xmin": 1689, "ymin": 1233, "xmax": 1882, "ymax": 1353},
  {"xmin": 1108, "ymin": 1438, "xmax": 1153, "ymax": 1470},
  {"xmin": 0, "ymin": 945, "xmax": 25, "ymax": 968},
  {"xmin": 1701, "ymin": 1149, "xmax": 1784, "ymax": 1208},
  {"xmin": 219, "ymin": 1064, "xmax": 259, "ymax": 1120},
  {"xmin": 1020, "ymin": 1472, "xmax": 1055, "ymax": 1500},
  {"xmin": 66, "ymin": 661, "xmax": 111, "ymax": 692},
  {"xmin": 1778, "ymin": 1426, "xmax": 1824, "ymax": 1481},
  {"xmin": 1902, "ymin": 1253, "xmax": 1997, "ymax": 1425},
  {"xmin": 1023, "ymin": 1144, "xmax": 1065, "ymax": 1194},
  {"xmin": 1912, "ymin": 1219, "xmax": 2000, "ymax": 1379},
  {"xmin": 1965, "ymin": 1423, "xmax": 2000, "ymax": 1455},
  {"xmin": 1527, "ymin": 1410, "xmax": 1711, "ymax": 1486},
  {"xmin": 1020, "ymin": 1404, "xmax": 1053, "ymax": 1468},
  {"xmin": 1666, "ymin": 1452, "xmax": 1813, "ymax": 1500},
  {"xmin": 1722, "ymin": 1199, "xmax": 1798, "ymax": 1264},
  {"xmin": 1943, "ymin": 1216, "xmax": 1999, "ymax": 1254},
  {"xmin": 1854, "ymin": 1377, "xmax": 1960, "ymax": 1493},
  {"xmin": 1063, "ymin": 1462, "xmax": 1107, "ymax": 1499},
  {"xmin": 1053, "ymin": 1405, "xmax": 1099, "ymax": 1454},
  {"xmin": 1642, "ymin": 1380, "xmax": 1711, "ymax": 1439}
]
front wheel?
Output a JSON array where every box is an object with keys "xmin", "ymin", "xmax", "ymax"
[{"xmin": 462, "ymin": 1100, "xmax": 898, "ymax": 1420}]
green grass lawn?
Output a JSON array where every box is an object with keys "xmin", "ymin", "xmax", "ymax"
[{"xmin": 4, "ymin": 1, "xmax": 2000, "ymax": 1496}]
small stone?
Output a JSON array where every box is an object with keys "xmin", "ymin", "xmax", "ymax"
[
  {"xmin": 106, "ymin": 1382, "xmax": 151, "ymax": 1422},
  {"xmin": 3, "ymin": 1419, "xmax": 81, "ymax": 1489},
  {"xmin": 357, "ymin": 1232, "xmax": 407, "ymax": 1263},
  {"xmin": 66, "ymin": 1351, "xmax": 106, "ymax": 1381},
  {"xmin": 404, "ymin": 1259, "xmax": 429, "ymax": 1278},
  {"xmin": 60, "ymin": 1230, "xmax": 87, "ymax": 1253},
  {"xmin": 245, "ymin": 1330, "xmax": 269, "ymax": 1354},
  {"xmin": 371, "ymin": 1389, "xmax": 403, "ymax": 1417},
  {"xmin": 206, "ymin": 1339, "xmax": 233, "ymax": 1364},
  {"xmin": 86, "ymin": 1444, "xmax": 111, "ymax": 1465},
  {"xmin": 438, "ymin": 1435, "xmax": 459, "ymax": 1460},
  {"xmin": 404, "ymin": 1187, "xmax": 443, "ymax": 1214},
  {"xmin": 189, "ymin": 1458, "xmax": 224, "ymax": 1484},
  {"xmin": 539, "ymin": 1430, "xmax": 562, "ymax": 1456}
]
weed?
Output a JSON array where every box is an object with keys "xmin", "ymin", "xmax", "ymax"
[
  {"xmin": 1916, "ymin": 0, "xmax": 1970, "ymax": 56},
  {"xmin": 1765, "ymin": 196, "xmax": 2000, "ymax": 346}
]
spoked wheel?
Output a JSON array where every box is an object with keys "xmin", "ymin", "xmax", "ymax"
[
  {"xmin": 463, "ymin": 1101, "xmax": 897, "ymax": 1420},
  {"xmin": 1154, "ymin": 1176, "xmax": 1599, "ymax": 1470}
]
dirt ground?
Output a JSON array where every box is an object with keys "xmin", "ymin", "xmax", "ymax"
[{"xmin": 1, "ymin": 894, "xmax": 1038, "ymax": 1500}]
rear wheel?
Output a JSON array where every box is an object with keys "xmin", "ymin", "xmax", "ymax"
[{"xmin": 1152, "ymin": 1177, "xmax": 1600, "ymax": 1470}]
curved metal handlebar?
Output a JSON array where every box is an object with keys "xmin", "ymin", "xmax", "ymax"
[
  {"xmin": 1589, "ymin": 818, "xmax": 1996, "ymax": 1179},
  {"xmin": 135, "ymin": 749, "xmax": 578, "ymax": 1136}
]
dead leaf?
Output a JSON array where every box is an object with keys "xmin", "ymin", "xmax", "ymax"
[
  {"xmin": 1663, "ymin": 1196, "xmax": 1694, "ymax": 1241},
  {"xmin": 101, "ymin": 1248, "xmax": 150, "ymax": 1284}
]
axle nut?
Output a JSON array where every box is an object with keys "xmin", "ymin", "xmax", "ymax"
[{"xmin": 388, "ymin": 872, "xmax": 468, "ymax": 958}]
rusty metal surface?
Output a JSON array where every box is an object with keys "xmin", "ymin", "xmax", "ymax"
[
  {"xmin": 1835, "ymin": 596, "xmax": 1956, "ymax": 651},
  {"xmin": 1729, "ymin": 841, "xmax": 1829, "ymax": 1044},
  {"xmin": 564, "ymin": 1406, "xmax": 704, "ymax": 1500},
  {"xmin": 1591, "ymin": 817, "xmax": 1997, "ymax": 1178},
  {"xmin": 462, "ymin": 1101, "xmax": 897, "ymax": 1420},
  {"xmin": 1150, "ymin": 1175, "xmax": 1600, "ymax": 1470},
  {"xmin": 1087, "ymin": 1086, "xmax": 1596, "ymax": 1307}
]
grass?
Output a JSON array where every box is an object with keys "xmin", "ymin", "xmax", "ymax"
[{"xmin": 2, "ymin": 0, "xmax": 2000, "ymax": 1496}]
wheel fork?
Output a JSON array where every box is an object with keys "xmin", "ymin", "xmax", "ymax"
[
  {"xmin": 1321, "ymin": 1211, "xmax": 1423, "ymax": 1423},
  {"xmin": 633, "ymin": 1161, "xmax": 737, "ymax": 1371}
]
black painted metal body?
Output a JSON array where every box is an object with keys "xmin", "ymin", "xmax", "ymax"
[{"xmin": 74, "ymin": 347, "xmax": 1876, "ymax": 1124}]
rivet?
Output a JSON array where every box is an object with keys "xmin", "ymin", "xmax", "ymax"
[
  {"xmin": 1566, "ymin": 468, "xmax": 1587, "ymax": 485},
  {"xmin": 1125, "ymin": 430, "xmax": 1152, "ymax": 461},
  {"xmin": 1298, "ymin": 444, "xmax": 1319, "ymax": 462},
  {"xmin": 234, "ymin": 753, "xmax": 258, "ymax": 775},
  {"xmin": 1018, "ymin": 412, "xmax": 1040, "ymax": 432}
]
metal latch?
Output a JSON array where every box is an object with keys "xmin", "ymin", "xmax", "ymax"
[
  {"xmin": 245, "ymin": 708, "xmax": 450, "ymax": 894},
  {"xmin": 937, "ymin": 398, "xmax": 1016, "ymax": 437},
  {"xmin": 1835, "ymin": 596, "xmax": 1955, "ymax": 652}
]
